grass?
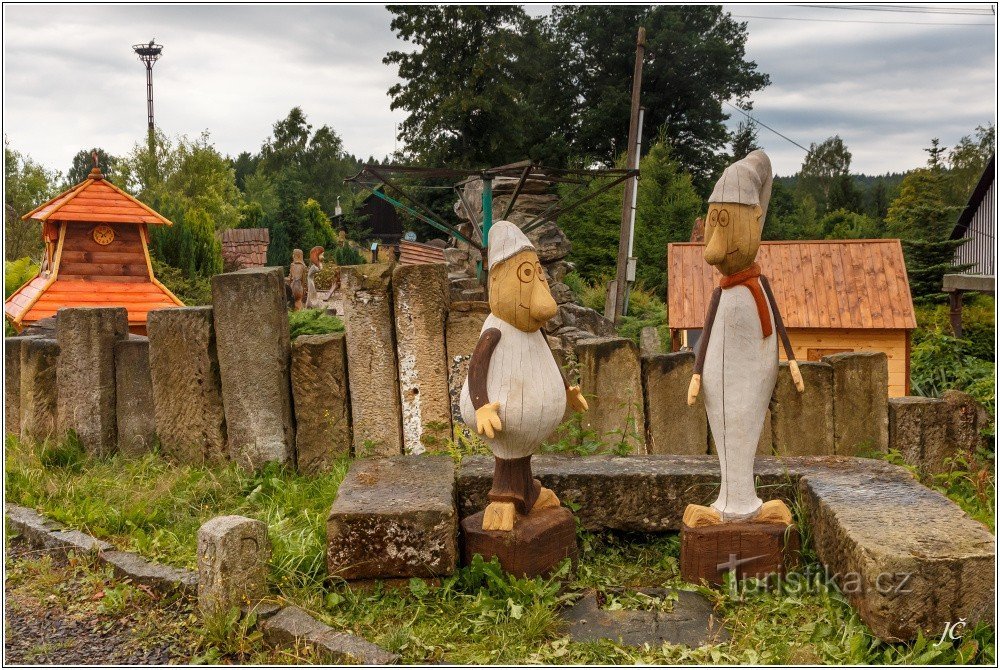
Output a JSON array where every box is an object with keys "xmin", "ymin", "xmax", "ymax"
[{"xmin": 5, "ymin": 432, "xmax": 995, "ymax": 664}]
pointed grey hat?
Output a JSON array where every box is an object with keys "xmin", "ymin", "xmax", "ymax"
[
  {"xmin": 708, "ymin": 149, "xmax": 773, "ymax": 224},
  {"xmin": 487, "ymin": 220, "xmax": 534, "ymax": 270}
]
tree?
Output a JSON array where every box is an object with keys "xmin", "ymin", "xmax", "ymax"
[
  {"xmin": 730, "ymin": 114, "xmax": 761, "ymax": 161},
  {"xmin": 947, "ymin": 124, "xmax": 995, "ymax": 205},
  {"xmin": 66, "ymin": 147, "xmax": 117, "ymax": 185},
  {"xmin": 384, "ymin": 6, "xmax": 572, "ymax": 168},
  {"xmin": 796, "ymin": 136, "xmax": 852, "ymax": 214},
  {"xmin": 4, "ymin": 140, "xmax": 61, "ymax": 261},
  {"xmin": 819, "ymin": 209, "xmax": 880, "ymax": 239},
  {"xmin": 551, "ymin": 5, "xmax": 769, "ymax": 192},
  {"xmin": 559, "ymin": 138, "xmax": 702, "ymax": 295}
]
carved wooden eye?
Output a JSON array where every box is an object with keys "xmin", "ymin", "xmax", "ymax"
[
  {"xmin": 92, "ymin": 225, "xmax": 115, "ymax": 245},
  {"xmin": 517, "ymin": 262, "xmax": 534, "ymax": 283},
  {"xmin": 717, "ymin": 209, "xmax": 730, "ymax": 227},
  {"xmin": 709, "ymin": 210, "xmax": 719, "ymax": 225},
  {"xmin": 535, "ymin": 263, "xmax": 546, "ymax": 282}
]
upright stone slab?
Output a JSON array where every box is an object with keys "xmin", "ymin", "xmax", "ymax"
[
  {"xmin": 327, "ymin": 456, "xmax": 457, "ymax": 579},
  {"xmin": 577, "ymin": 337, "xmax": 645, "ymax": 454},
  {"xmin": 392, "ymin": 263, "xmax": 452, "ymax": 454},
  {"xmin": 770, "ymin": 361, "xmax": 834, "ymax": 456},
  {"xmin": 212, "ymin": 268, "xmax": 295, "ymax": 471},
  {"xmin": 445, "ymin": 301, "xmax": 490, "ymax": 438},
  {"xmin": 56, "ymin": 307, "xmax": 129, "ymax": 455},
  {"xmin": 823, "ymin": 351, "xmax": 888, "ymax": 456},
  {"xmin": 887, "ymin": 396, "xmax": 941, "ymax": 468},
  {"xmin": 639, "ymin": 327, "xmax": 663, "ymax": 357},
  {"xmin": 5, "ymin": 336, "xmax": 32, "ymax": 436},
  {"xmin": 291, "ymin": 333, "xmax": 351, "ymax": 473},
  {"xmin": 19, "ymin": 338, "xmax": 59, "ymax": 444},
  {"xmin": 799, "ymin": 468, "xmax": 995, "ymax": 641},
  {"xmin": 114, "ymin": 337, "xmax": 156, "ymax": 457},
  {"xmin": 197, "ymin": 515, "xmax": 271, "ymax": 616},
  {"xmin": 147, "ymin": 307, "xmax": 227, "ymax": 465},
  {"xmin": 937, "ymin": 390, "xmax": 990, "ymax": 466},
  {"xmin": 642, "ymin": 352, "xmax": 707, "ymax": 455},
  {"xmin": 341, "ymin": 264, "xmax": 403, "ymax": 457}
]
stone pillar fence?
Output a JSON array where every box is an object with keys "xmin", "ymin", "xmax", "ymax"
[{"xmin": 3, "ymin": 263, "xmax": 986, "ymax": 475}]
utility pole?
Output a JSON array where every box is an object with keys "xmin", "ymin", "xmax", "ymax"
[
  {"xmin": 132, "ymin": 39, "xmax": 163, "ymax": 154},
  {"xmin": 607, "ymin": 27, "xmax": 646, "ymax": 323}
]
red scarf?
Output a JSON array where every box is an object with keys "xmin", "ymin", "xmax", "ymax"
[{"xmin": 719, "ymin": 263, "xmax": 772, "ymax": 338}]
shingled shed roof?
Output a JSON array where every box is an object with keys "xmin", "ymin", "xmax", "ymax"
[
  {"xmin": 221, "ymin": 228, "xmax": 270, "ymax": 269},
  {"xmin": 398, "ymin": 239, "xmax": 446, "ymax": 266},
  {"xmin": 667, "ymin": 239, "xmax": 917, "ymax": 330},
  {"xmin": 22, "ymin": 167, "xmax": 172, "ymax": 225}
]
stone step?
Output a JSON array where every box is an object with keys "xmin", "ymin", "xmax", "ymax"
[{"xmin": 327, "ymin": 456, "xmax": 457, "ymax": 580}]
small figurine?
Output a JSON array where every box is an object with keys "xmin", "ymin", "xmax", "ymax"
[
  {"xmin": 288, "ymin": 248, "xmax": 307, "ymax": 311},
  {"xmin": 685, "ymin": 150, "xmax": 804, "ymax": 527},
  {"xmin": 307, "ymin": 246, "xmax": 324, "ymax": 308},
  {"xmin": 460, "ymin": 221, "xmax": 588, "ymax": 532}
]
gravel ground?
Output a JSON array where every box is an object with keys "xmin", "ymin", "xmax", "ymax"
[{"xmin": 4, "ymin": 540, "xmax": 192, "ymax": 665}]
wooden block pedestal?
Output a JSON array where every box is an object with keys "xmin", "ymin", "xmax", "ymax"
[
  {"xmin": 461, "ymin": 505, "xmax": 578, "ymax": 578},
  {"xmin": 680, "ymin": 522, "xmax": 799, "ymax": 586}
]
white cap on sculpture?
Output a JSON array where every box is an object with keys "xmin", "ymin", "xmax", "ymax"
[
  {"xmin": 487, "ymin": 220, "xmax": 534, "ymax": 270},
  {"xmin": 707, "ymin": 149, "xmax": 773, "ymax": 224}
]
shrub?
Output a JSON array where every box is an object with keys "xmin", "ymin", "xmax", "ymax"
[
  {"xmin": 5, "ymin": 257, "xmax": 39, "ymax": 299},
  {"xmin": 150, "ymin": 258, "xmax": 213, "ymax": 305},
  {"xmin": 288, "ymin": 309, "xmax": 344, "ymax": 339}
]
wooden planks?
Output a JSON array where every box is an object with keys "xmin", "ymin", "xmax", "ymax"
[
  {"xmin": 667, "ymin": 240, "xmax": 917, "ymax": 330},
  {"xmin": 21, "ymin": 173, "xmax": 173, "ymax": 225}
]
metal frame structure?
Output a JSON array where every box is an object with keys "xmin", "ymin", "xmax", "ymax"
[
  {"xmin": 132, "ymin": 40, "xmax": 163, "ymax": 136},
  {"xmin": 345, "ymin": 161, "xmax": 637, "ymax": 255}
]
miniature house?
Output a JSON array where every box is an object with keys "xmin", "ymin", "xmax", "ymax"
[
  {"xmin": 668, "ymin": 239, "xmax": 916, "ymax": 396},
  {"xmin": 4, "ymin": 163, "xmax": 184, "ymax": 335}
]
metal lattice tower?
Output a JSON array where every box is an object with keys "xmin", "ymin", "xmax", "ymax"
[{"xmin": 132, "ymin": 40, "xmax": 163, "ymax": 136}]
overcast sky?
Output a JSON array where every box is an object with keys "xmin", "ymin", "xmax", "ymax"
[{"xmin": 3, "ymin": 3, "xmax": 996, "ymax": 178}]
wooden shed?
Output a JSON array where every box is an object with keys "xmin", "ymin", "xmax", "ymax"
[
  {"xmin": 4, "ymin": 163, "xmax": 183, "ymax": 335},
  {"xmin": 667, "ymin": 239, "xmax": 916, "ymax": 396},
  {"xmin": 356, "ymin": 190, "xmax": 403, "ymax": 243}
]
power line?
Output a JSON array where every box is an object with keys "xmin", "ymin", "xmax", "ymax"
[
  {"xmin": 793, "ymin": 4, "xmax": 995, "ymax": 15},
  {"xmin": 732, "ymin": 13, "xmax": 994, "ymax": 26},
  {"xmin": 725, "ymin": 102, "xmax": 850, "ymax": 174}
]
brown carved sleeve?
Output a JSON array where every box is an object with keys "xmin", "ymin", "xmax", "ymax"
[
  {"xmin": 693, "ymin": 287, "xmax": 722, "ymax": 376},
  {"xmin": 760, "ymin": 276, "xmax": 796, "ymax": 362},
  {"xmin": 469, "ymin": 328, "xmax": 502, "ymax": 410}
]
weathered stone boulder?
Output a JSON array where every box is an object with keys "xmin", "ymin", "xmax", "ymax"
[
  {"xmin": 197, "ymin": 515, "xmax": 271, "ymax": 616},
  {"xmin": 341, "ymin": 264, "xmax": 403, "ymax": 457},
  {"xmin": 212, "ymin": 268, "xmax": 295, "ymax": 471},
  {"xmin": 770, "ymin": 361, "xmax": 834, "ymax": 456},
  {"xmin": 19, "ymin": 338, "xmax": 59, "ymax": 444},
  {"xmin": 940, "ymin": 389, "xmax": 990, "ymax": 458},
  {"xmin": 799, "ymin": 467, "xmax": 995, "ymax": 641},
  {"xmin": 549, "ymin": 282, "xmax": 576, "ymax": 305},
  {"xmin": 823, "ymin": 351, "xmax": 888, "ymax": 456},
  {"xmin": 525, "ymin": 222, "xmax": 571, "ymax": 262},
  {"xmin": 56, "ymin": 307, "xmax": 129, "ymax": 455},
  {"xmin": 327, "ymin": 456, "xmax": 457, "ymax": 579},
  {"xmin": 887, "ymin": 392, "xmax": 988, "ymax": 474},
  {"xmin": 545, "ymin": 260, "xmax": 573, "ymax": 283},
  {"xmin": 147, "ymin": 307, "xmax": 227, "ymax": 465},
  {"xmin": 642, "ymin": 352, "xmax": 707, "ymax": 455},
  {"xmin": 547, "ymin": 303, "xmax": 616, "ymax": 340},
  {"xmin": 393, "ymin": 263, "xmax": 452, "ymax": 454},
  {"xmin": 114, "ymin": 337, "xmax": 156, "ymax": 457},
  {"xmin": 639, "ymin": 327, "xmax": 662, "ymax": 357},
  {"xmin": 291, "ymin": 334, "xmax": 351, "ymax": 473},
  {"xmin": 577, "ymin": 337, "xmax": 645, "ymax": 454},
  {"xmin": 5, "ymin": 336, "xmax": 32, "ymax": 436},
  {"xmin": 445, "ymin": 301, "xmax": 490, "ymax": 436}
]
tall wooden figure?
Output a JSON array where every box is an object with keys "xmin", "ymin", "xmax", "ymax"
[
  {"xmin": 681, "ymin": 150, "xmax": 805, "ymax": 585},
  {"xmin": 459, "ymin": 221, "xmax": 588, "ymax": 577}
]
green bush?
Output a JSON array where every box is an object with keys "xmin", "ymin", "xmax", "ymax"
[
  {"xmin": 288, "ymin": 309, "xmax": 344, "ymax": 339},
  {"xmin": 5, "ymin": 257, "xmax": 39, "ymax": 299},
  {"xmin": 150, "ymin": 258, "xmax": 213, "ymax": 305},
  {"xmin": 910, "ymin": 330, "xmax": 995, "ymax": 427},
  {"xmin": 914, "ymin": 294, "xmax": 995, "ymax": 362}
]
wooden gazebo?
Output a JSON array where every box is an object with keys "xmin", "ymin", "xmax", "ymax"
[{"xmin": 4, "ymin": 161, "xmax": 183, "ymax": 335}]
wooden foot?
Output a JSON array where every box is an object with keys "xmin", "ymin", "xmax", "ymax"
[
  {"xmin": 683, "ymin": 504, "xmax": 722, "ymax": 527},
  {"xmin": 534, "ymin": 487, "xmax": 560, "ymax": 510},
  {"xmin": 680, "ymin": 521, "xmax": 799, "ymax": 586},
  {"xmin": 482, "ymin": 502, "xmax": 516, "ymax": 531},
  {"xmin": 461, "ymin": 505, "xmax": 578, "ymax": 578},
  {"xmin": 753, "ymin": 499, "xmax": 793, "ymax": 525}
]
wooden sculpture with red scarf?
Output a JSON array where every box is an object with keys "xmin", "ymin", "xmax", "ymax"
[{"xmin": 680, "ymin": 150, "xmax": 805, "ymax": 583}]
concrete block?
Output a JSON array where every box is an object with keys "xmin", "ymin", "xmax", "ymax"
[
  {"xmin": 771, "ymin": 361, "xmax": 834, "ymax": 456},
  {"xmin": 291, "ymin": 334, "xmax": 351, "ymax": 473},
  {"xmin": 642, "ymin": 352, "xmax": 707, "ymax": 455},
  {"xmin": 114, "ymin": 337, "xmax": 156, "ymax": 457},
  {"xmin": 392, "ymin": 263, "xmax": 452, "ymax": 454},
  {"xmin": 823, "ymin": 351, "xmax": 888, "ymax": 456},
  {"xmin": 262, "ymin": 606, "xmax": 399, "ymax": 664},
  {"xmin": 55, "ymin": 307, "xmax": 129, "ymax": 455},
  {"xmin": 577, "ymin": 337, "xmax": 645, "ymax": 454},
  {"xmin": 212, "ymin": 268, "xmax": 295, "ymax": 470},
  {"xmin": 147, "ymin": 307, "xmax": 226, "ymax": 465},
  {"xmin": 341, "ymin": 264, "xmax": 403, "ymax": 457},
  {"xmin": 327, "ymin": 456, "xmax": 457, "ymax": 579}
]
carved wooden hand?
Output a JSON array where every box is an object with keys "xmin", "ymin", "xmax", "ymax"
[
  {"xmin": 475, "ymin": 401, "xmax": 502, "ymax": 438},
  {"xmin": 566, "ymin": 385, "xmax": 589, "ymax": 412}
]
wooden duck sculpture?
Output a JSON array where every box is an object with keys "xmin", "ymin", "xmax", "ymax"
[
  {"xmin": 685, "ymin": 150, "xmax": 804, "ymax": 527},
  {"xmin": 460, "ymin": 221, "xmax": 589, "ymax": 532}
]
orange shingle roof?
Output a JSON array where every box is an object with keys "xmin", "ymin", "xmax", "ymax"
[
  {"xmin": 22, "ymin": 168, "xmax": 172, "ymax": 226},
  {"xmin": 667, "ymin": 239, "xmax": 917, "ymax": 330},
  {"xmin": 5, "ymin": 277, "xmax": 181, "ymax": 327}
]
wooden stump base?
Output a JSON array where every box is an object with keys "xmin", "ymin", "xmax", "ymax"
[
  {"xmin": 680, "ymin": 522, "xmax": 800, "ymax": 586},
  {"xmin": 461, "ymin": 505, "xmax": 578, "ymax": 578}
]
